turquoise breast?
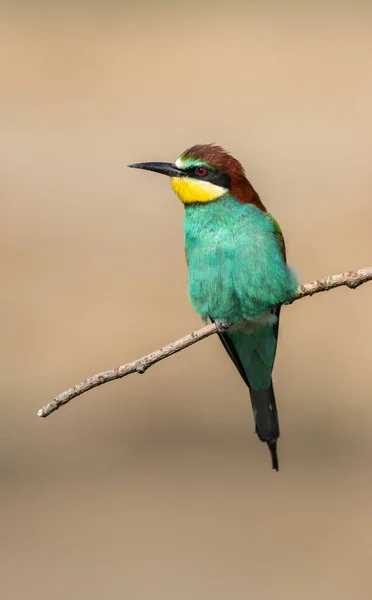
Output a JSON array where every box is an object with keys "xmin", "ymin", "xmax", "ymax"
[{"xmin": 184, "ymin": 195, "xmax": 297, "ymax": 323}]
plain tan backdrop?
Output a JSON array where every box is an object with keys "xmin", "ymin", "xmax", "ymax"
[{"xmin": 1, "ymin": 3, "xmax": 372, "ymax": 599}]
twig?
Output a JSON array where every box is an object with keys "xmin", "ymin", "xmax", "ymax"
[{"xmin": 38, "ymin": 267, "xmax": 372, "ymax": 418}]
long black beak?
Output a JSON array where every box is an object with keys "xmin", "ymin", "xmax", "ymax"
[{"xmin": 128, "ymin": 162, "xmax": 184, "ymax": 178}]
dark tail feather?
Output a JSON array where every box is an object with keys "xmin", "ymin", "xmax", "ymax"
[
  {"xmin": 212, "ymin": 321, "xmax": 281, "ymax": 472},
  {"xmin": 249, "ymin": 383, "xmax": 280, "ymax": 471},
  {"xmin": 267, "ymin": 440, "xmax": 279, "ymax": 471}
]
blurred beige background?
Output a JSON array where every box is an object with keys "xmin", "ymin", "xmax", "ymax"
[{"xmin": 1, "ymin": 3, "xmax": 372, "ymax": 599}]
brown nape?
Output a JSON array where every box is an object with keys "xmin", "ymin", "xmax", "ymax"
[{"xmin": 182, "ymin": 143, "xmax": 267, "ymax": 211}]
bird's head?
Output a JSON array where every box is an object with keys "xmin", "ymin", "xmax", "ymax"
[{"xmin": 128, "ymin": 144, "xmax": 265, "ymax": 209}]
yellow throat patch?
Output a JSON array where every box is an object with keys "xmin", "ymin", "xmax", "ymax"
[{"xmin": 171, "ymin": 177, "xmax": 227, "ymax": 204}]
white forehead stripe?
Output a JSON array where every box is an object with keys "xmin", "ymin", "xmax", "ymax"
[{"xmin": 175, "ymin": 157, "xmax": 185, "ymax": 168}]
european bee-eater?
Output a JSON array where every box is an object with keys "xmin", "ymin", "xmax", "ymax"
[{"xmin": 129, "ymin": 144, "xmax": 297, "ymax": 471}]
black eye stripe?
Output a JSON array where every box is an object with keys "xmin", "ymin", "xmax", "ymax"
[{"xmin": 183, "ymin": 166, "xmax": 231, "ymax": 189}]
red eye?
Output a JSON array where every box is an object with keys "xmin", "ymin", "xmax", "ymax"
[{"xmin": 195, "ymin": 166, "xmax": 208, "ymax": 177}]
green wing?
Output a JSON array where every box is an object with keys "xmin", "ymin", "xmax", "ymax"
[
  {"xmin": 212, "ymin": 213, "xmax": 285, "ymax": 387},
  {"xmin": 265, "ymin": 213, "xmax": 287, "ymax": 262}
]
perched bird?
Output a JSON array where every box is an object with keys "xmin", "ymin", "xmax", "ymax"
[{"xmin": 129, "ymin": 144, "xmax": 297, "ymax": 471}]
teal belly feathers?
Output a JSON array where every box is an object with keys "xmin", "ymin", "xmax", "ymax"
[
  {"xmin": 185, "ymin": 194, "xmax": 297, "ymax": 393},
  {"xmin": 184, "ymin": 195, "xmax": 297, "ymax": 323}
]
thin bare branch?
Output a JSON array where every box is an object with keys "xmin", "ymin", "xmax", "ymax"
[{"xmin": 38, "ymin": 266, "xmax": 372, "ymax": 418}]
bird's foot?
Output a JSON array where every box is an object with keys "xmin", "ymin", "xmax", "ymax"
[{"xmin": 213, "ymin": 319, "xmax": 232, "ymax": 333}]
